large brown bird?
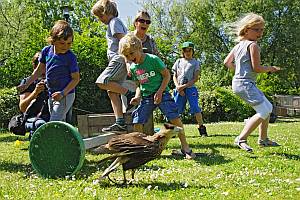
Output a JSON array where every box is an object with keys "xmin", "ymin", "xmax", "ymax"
[{"xmin": 99, "ymin": 123, "xmax": 182, "ymax": 184}]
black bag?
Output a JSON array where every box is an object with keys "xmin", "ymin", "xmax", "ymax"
[{"xmin": 8, "ymin": 113, "xmax": 26, "ymax": 136}]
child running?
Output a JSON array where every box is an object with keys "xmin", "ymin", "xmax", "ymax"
[
  {"xmin": 172, "ymin": 41, "xmax": 208, "ymax": 137},
  {"xmin": 119, "ymin": 33, "xmax": 196, "ymax": 159},
  {"xmin": 224, "ymin": 13, "xmax": 281, "ymax": 152}
]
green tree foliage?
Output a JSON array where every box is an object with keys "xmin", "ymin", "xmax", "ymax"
[{"xmin": 140, "ymin": 0, "xmax": 300, "ymax": 95}]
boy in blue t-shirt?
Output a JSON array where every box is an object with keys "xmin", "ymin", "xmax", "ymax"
[
  {"xmin": 118, "ymin": 33, "xmax": 196, "ymax": 159},
  {"xmin": 92, "ymin": 0, "xmax": 135, "ymax": 132}
]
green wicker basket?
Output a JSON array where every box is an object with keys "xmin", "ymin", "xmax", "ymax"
[{"xmin": 29, "ymin": 121, "xmax": 85, "ymax": 178}]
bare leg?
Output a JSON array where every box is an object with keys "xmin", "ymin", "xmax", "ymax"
[
  {"xmin": 133, "ymin": 124, "xmax": 143, "ymax": 132},
  {"xmin": 239, "ymin": 114, "xmax": 264, "ymax": 140},
  {"xmin": 169, "ymin": 118, "xmax": 190, "ymax": 153},
  {"xmin": 97, "ymin": 82, "xmax": 128, "ymax": 95},
  {"xmin": 194, "ymin": 112, "xmax": 204, "ymax": 127},
  {"xmin": 107, "ymin": 91, "xmax": 123, "ymax": 119},
  {"xmin": 258, "ymin": 115, "xmax": 270, "ymax": 140}
]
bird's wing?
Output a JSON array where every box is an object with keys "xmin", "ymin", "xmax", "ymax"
[{"xmin": 107, "ymin": 132, "xmax": 153, "ymax": 152}]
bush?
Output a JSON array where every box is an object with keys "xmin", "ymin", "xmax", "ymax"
[
  {"xmin": 0, "ymin": 87, "xmax": 19, "ymax": 129},
  {"xmin": 200, "ymin": 87, "xmax": 254, "ymax": 122}
]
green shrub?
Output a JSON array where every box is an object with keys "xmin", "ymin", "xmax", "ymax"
[
  {"xmin": 200, "ymin": 87, "xmax": 254, "ymax": 122},
  {"xmin": 0, "ymin": 87, "xmax": 19, "ymax": 129}
]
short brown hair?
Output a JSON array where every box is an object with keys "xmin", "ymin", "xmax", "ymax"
[
  {"xmin": 91, "ymin": 0, "xmax": 118, "ymax": 18},
  {"xmin": 47, "ymin": 20, "xmax": 73, "ymax": 44}
]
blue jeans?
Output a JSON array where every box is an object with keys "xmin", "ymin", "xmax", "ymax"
[
  {"xmin": 48, "ymin": 93, "xmax": 75, "ymax": 121},
  {"xmin": 132, "ymin": 92, "xmax": 179, "ymax": 124},
  {"xmin": 25, "ymin": 117, "xmax": 47, "ymax": 133}
]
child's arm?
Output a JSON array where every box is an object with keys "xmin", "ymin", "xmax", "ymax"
[
  {"xmin": 249, "ymin": 43, "xmax": 281, "ymax": 73},
  {"xmin": 154, "ymin": 68, "xmax": 170, "ymax": 104},
  {"xmin": 223, "ymin": 49, "xmax": 235, "ymax": 70},
  {"xmin": 19, "ymin": 80, "xmax": 46, "ymax": 112},
  {"xmin": 51, "ymin": 72, "xmax": 80, "ymax": 101},
  {"xmin": 115, "ymin": 33, "xmax": 126, "ymax": 40},
  {"xmin": 17, "ymin": 63, "xmax": 45, "ymax": 92},
  {"xmin": 130, "ymin": 83, "xmax": 141, "ymax": 106}
]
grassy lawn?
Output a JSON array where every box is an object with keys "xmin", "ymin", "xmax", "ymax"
[{"xmin": 0, "ymin": 118, "xmax": 299, "ymax": 200}]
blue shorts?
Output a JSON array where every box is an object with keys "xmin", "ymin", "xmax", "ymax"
[
  {"xmin": 173, "ymin": 87, "xmax": 201, "ymax": 114},
  {"xmin": 132, "ymin": 92, "xmax": 179, "ymax": 124}
]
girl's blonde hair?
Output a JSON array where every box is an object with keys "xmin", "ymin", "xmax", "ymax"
[
  {"xmin": 133, "ymin": 10, "xmax": 151, "ymax": 27},
  {"xmin": 234, "ymin": 13, "xmax": 265, "ymax": 41},
  {"xmin": 91, "ymin": 0, "xmax": 118, "ymax": 18},
  {"xmin": 119, "ymin": 33, "xmax": 142, "ymax": 56},
  {"xmin": 47, "ymin": 20, "xmax": 73, "ymax": 44}
]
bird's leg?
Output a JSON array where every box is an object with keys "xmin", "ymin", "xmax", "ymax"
[
  {"xmin": 100, "ymin": 157, "xmax": 122, "ymax": 180},
  {"xmin": 122, "ymin": 168, "xmax": 127, "ymax": 185}
]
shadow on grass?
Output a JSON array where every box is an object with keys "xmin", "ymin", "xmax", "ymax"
[
  {"xmin": 268, "ymin": 152, "xmax": 300, "ymax": 161},
  {"xmin": 186, "ymin": 134, "xmax": 257, "ymax": 139},
  {"xmin": 99, "ymin": 180, "xmax": 214, "ymax": 190},
  {"xmin": 0, "ymin": 160, "xmax": 31, "ymax": 174}
]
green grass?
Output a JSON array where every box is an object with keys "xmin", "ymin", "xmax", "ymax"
[{"xmin": 0, "ymin": 118, "xmax": 300, "ymax": 200}]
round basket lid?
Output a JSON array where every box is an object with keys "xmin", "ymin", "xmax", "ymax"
[{"xmin": 29, "ymin": 121, "xmax": 85, "ymax": 178}]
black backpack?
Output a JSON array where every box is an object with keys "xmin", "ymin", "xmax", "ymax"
[{"xmin": 8, "ymin": 113, "xmax": 26, "ymax": 136}]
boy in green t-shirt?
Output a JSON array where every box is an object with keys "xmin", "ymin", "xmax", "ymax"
[{"xmin": 118, "ymin": 33, "xmax": 196, "ymax": 159}]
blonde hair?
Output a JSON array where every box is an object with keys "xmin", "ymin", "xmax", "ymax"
[
  {"xmin": 133, "ymin": 10, "xmax": 151, "ymax": 27},
  {"xmin": 91, "ymin": 0, "xmax": 118, "ymax": 18},
  {"xmin": 234, "ymin": 13, "xmax": 265, "ymax": 41},
  {"xmin": 47, "ymin": 20, "xmax": 73, "ymax": 44},
  {"xmin": 119, "ymin": 33, "xmax": 143, "ymax": 56}
]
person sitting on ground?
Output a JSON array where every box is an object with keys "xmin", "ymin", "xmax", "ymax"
[
  {"xmin": 19, "ymin": 52, "xmax": 50, "ymax": 139},
  {"xmin": 119, "ymin": 33, "xmax": 196, "ymax": 159},
  {"xmin": 172, "ymin": 41, "xmax": 208, "ymax": 137}
]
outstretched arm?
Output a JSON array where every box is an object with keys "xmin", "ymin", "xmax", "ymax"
[
  {"xmin": 154, "ymin": 68, "xmax": 170, "ymax": 104},
  {"xmin": 249, "ymin": 43, "xmax": 281, "ymax": 73}
]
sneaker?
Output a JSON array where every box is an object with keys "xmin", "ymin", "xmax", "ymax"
[
  {"xmin": 102, "ymin": 123, "xmax": 127, "ymax": 132},
  {"xmin": 258, "ymin": 138, "xmax": 280, "ymax": 147},
  {"xmin": 234, "ymin": 136, "xmax": 253, "ymax": 152},
  {"xmin": 125, "ymin": 91, "xmax": 136, "ymax": 112},
  {"xmin": 198, "ymin": 125, "xmax": 208, "ymax": 137}
]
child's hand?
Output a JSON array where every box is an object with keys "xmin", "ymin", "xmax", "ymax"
[
  {"xmin": 269, "ymin": 66, "xmax": 281, "ymax": 73},
  {"xmin": 179, "ymin": 90, "xmax": 185, "ymax": 96},
  {"xmin": 176, "ymin": 85, "xmax": 185, "ymax": 92},
  {"xmin": 33, "ymin": 81, "xmax": 46, "ymax": 95},
  {"xmin": 154, "ymin": 91, "xmax": 163, "ymax": 105},
  {"xmin": 130, "ymin": 96, "xmax": 141, "ymax": 105},
  {"xmin": 51, "ymin": 91, "xmax": 63, "ymax": 101}
]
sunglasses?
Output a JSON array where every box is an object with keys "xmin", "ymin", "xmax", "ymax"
[{"xmin": 137, "ymin": 18, "xmax": 151, "ymax": 24}]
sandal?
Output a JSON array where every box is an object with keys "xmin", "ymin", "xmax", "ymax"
[
  {"xmin": 258, "ymin": 138, "xmax": 280, "ymax": 147},
  {"xmin": 181, "ymin": 149, "xmax": 196, "ymax": 159},
  {"xmin": 171, "ymin": 149, "xmax": 196, "ymax": 159},
  {"xmin": 234, "ymin": 136, "xmax": 253, "ymax": 152}
]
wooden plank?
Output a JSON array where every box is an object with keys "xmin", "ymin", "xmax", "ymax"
[
  {"xmin": 77, "ymin": 115, "xmax": 89, "ymax": 138},
  {"xmin": 83, "ymin": 132, "xmax": 118, "ymax": 149},
  {"xmin": 88, "ymin": 113, "xmax": 115, "ymax": 126}
]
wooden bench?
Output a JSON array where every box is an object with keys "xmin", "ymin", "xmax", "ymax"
[{"xmin": 273, "ymin": 95, "xmax": 300, "ymax": 117}]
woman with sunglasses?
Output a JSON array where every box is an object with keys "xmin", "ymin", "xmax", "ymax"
[{"xmin": 133, "ymin": 10, "xmax": 159, "ymax": 55}]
